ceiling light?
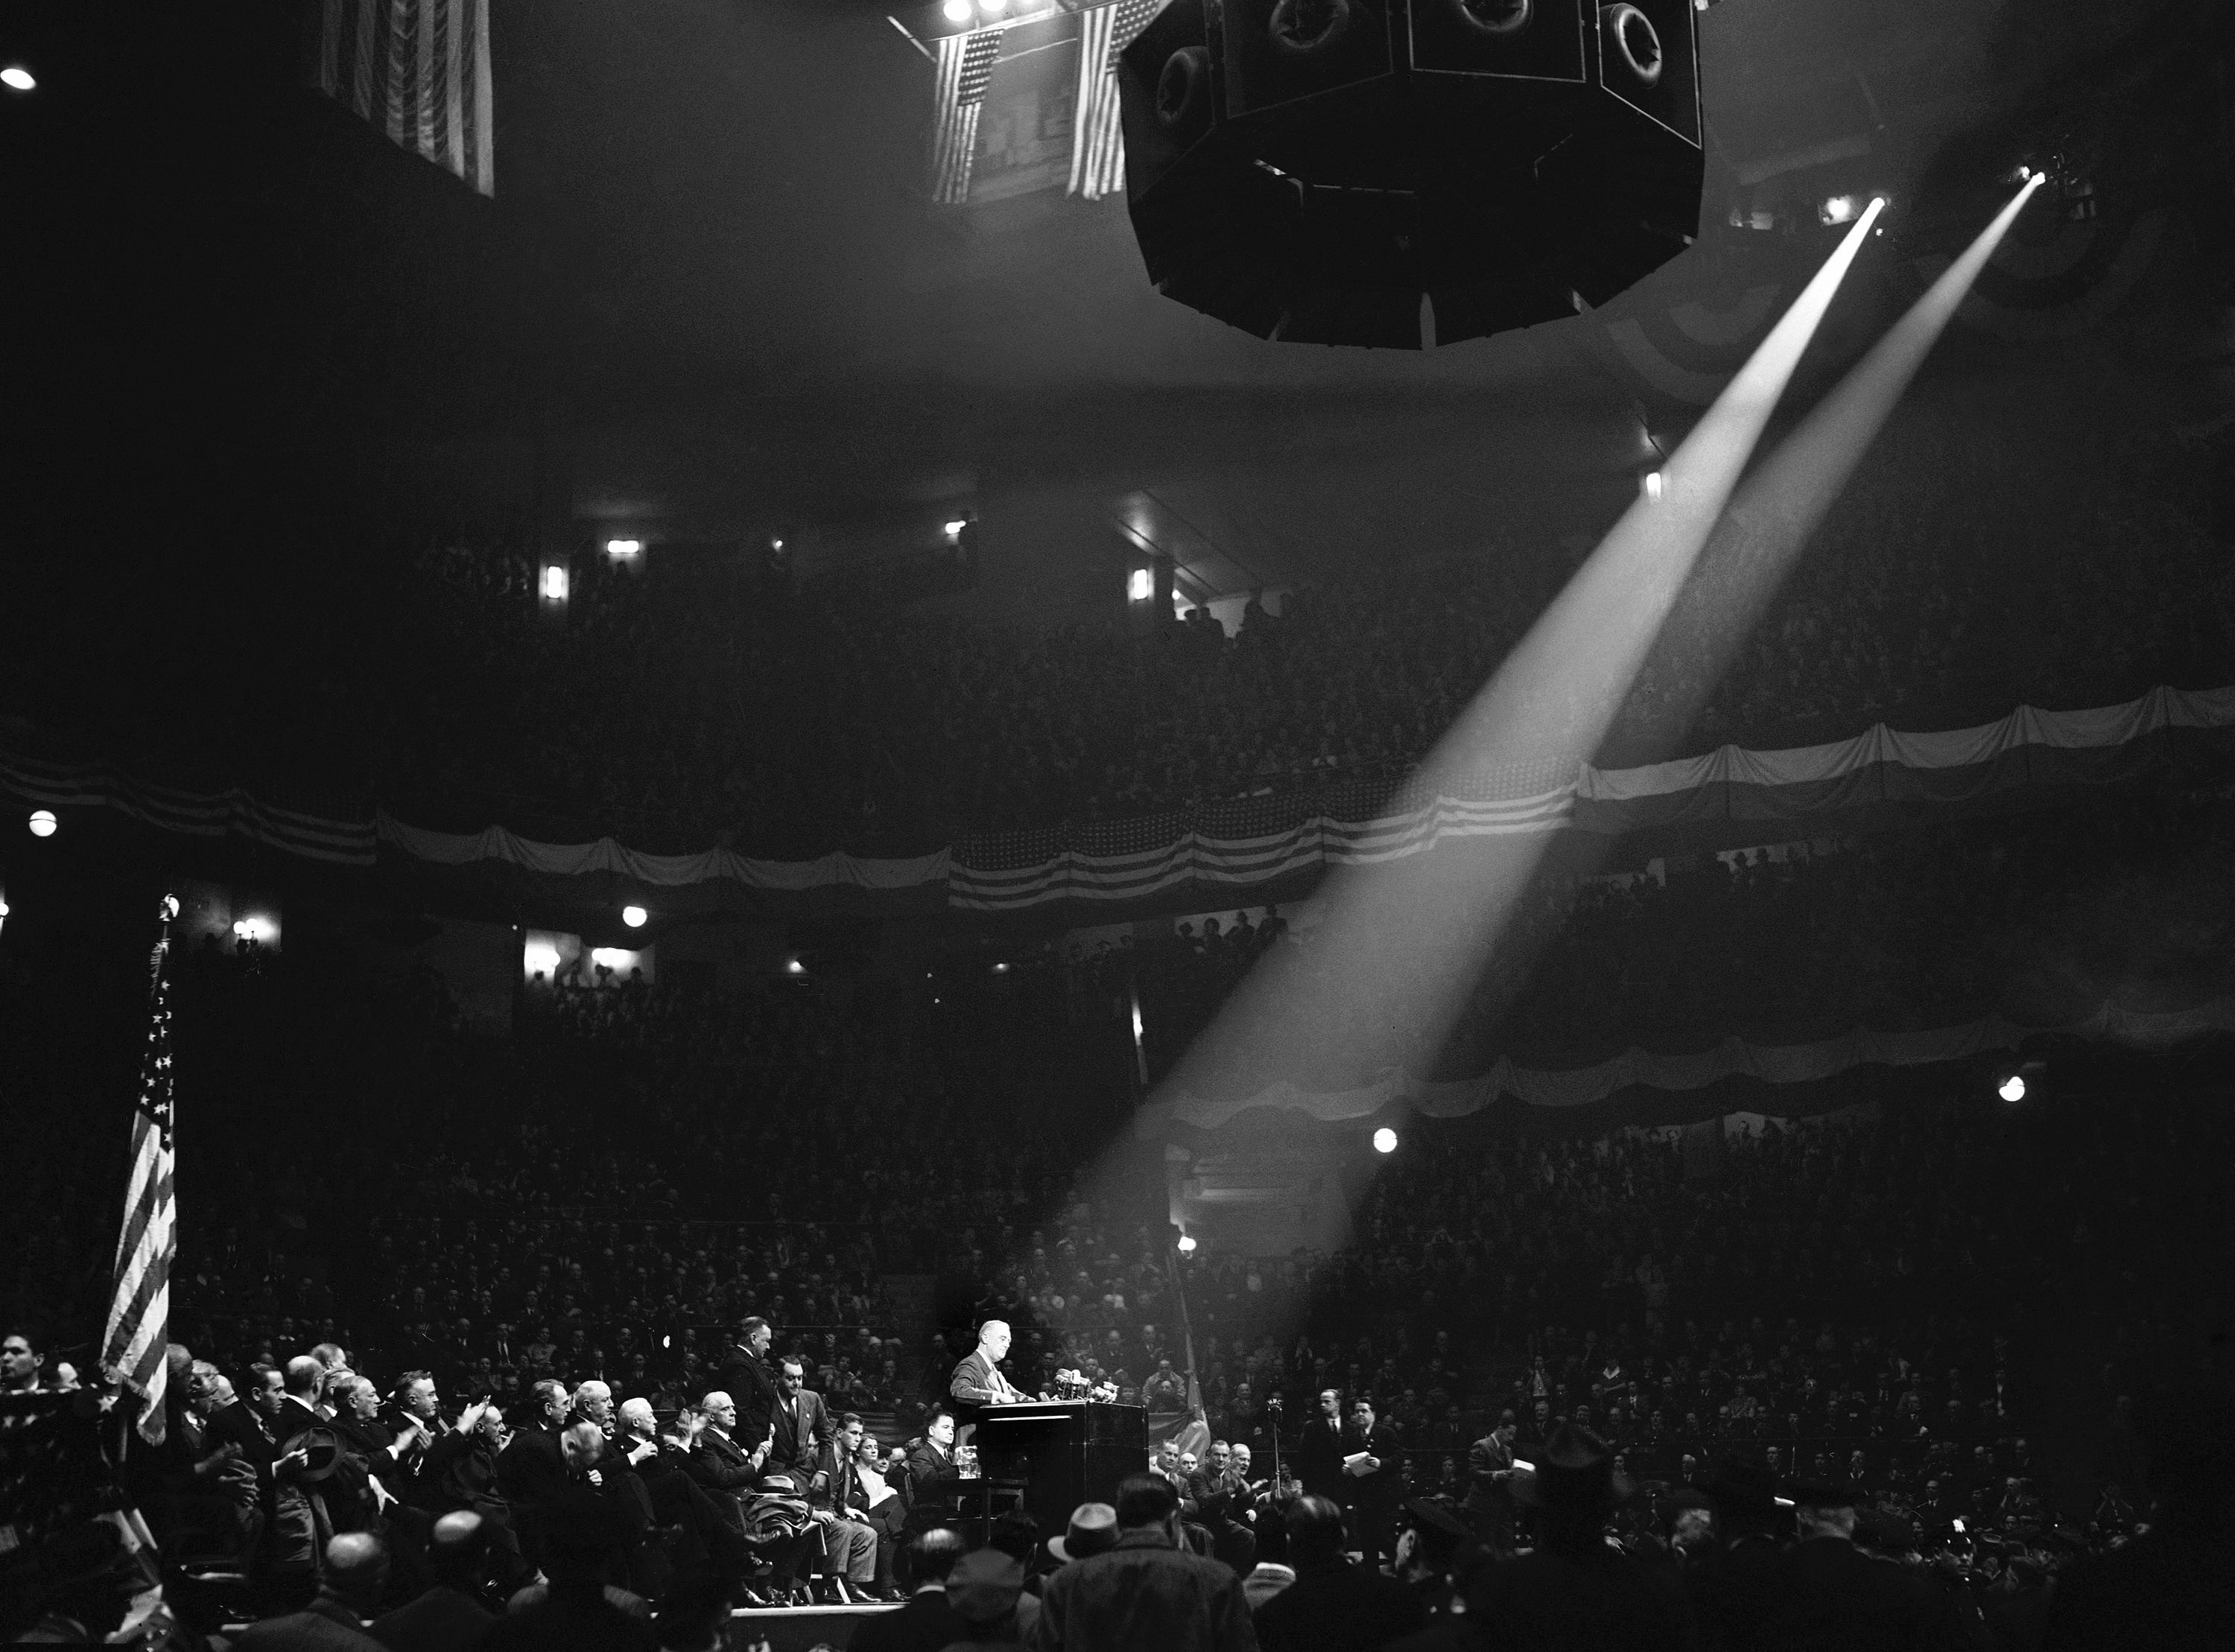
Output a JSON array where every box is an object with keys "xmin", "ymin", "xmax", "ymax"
[
  {"xmin": 0, "ymin": 67, "xmax": 34, "ymax": 92},
  {"xmin": 605, "ymin": 538, "xmax": 641, "ymax": 556},
  {"xmin": 28, "ymin": 809, "xmax": 56, "ymax": 837},
  {"xmin": 942, "ymin": 0, "xmax": 971, "ymax": 19},
  {"xmin": 621, "ymin": 905, "xmax": 647, "ymax": 929},
  {"xmin": 1129, "ymin": 568, "xmax": 1153, "ymax": 602},
  {"xmin": 979, "ymin": 0, "xmax": 1008, "ymax": 15},
  {"xmin": 1372, "ymin": 1127, "xmax": 1398, "ymax": 1154}
]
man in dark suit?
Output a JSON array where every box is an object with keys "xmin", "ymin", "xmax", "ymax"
[
  {"xmin": 1296, "ymin": 1388, "xmax": 1348, "ymax": 1505},
  {"xmin": 493, "ymin": 1379, "xmax": 574, "ymax": 1566},
  {"xmin": 378, "ymin": 1373, "xmax": 483, "ymax": 1514},
  {"xmin": 1760, "ymin": 1479, "xmax": 1971, "ymax": 1650},
  {"xmin": 1464, "ymin": 1413, "xmax": 1519, "ymax": 1550},
  {"xmin": 232, "ymin": 1531, "xmax": 389, "ymax": 1651},
  {"xmin": 1342, "ymin": 1395, "xmax": 1405, "ymax": 1567},
  {"xmin": 714, "ymin": 1315, "xmax": 780, "ymax": 1448},
  {"xmin": 767, "ymin": 1356, "xmax": 875, "ymax": 1599},
  {"xmin": 849, "ymin": 1527, "xmax": 969, "ymax": 1652},
  {"xmin": 275, "ymin": 1356, "xmax": 327, "ymax": 1446},
  {"xmin": 1684, "ymin": 1455, "xmax": 1793, "ymax": 1652},
  {"xmin": 367, "ymin": 1510, "xmax": 496, "ymax": 1652},
  {"xmin": 684, "ymin": 1390, "xmax": 767, "ymax": 1537},
  {"xmin": 902, "ymin": 1406, "xmax": 963, "ymax": 1528}
]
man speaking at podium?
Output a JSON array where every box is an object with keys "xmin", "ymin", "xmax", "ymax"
[
  {"xmin": 950, "ymin": 1319, "xmax": 1029, "ymax": 1449},
  {"xmin": 951, "ymin": 1320, "xmax": 1029, "ymax": 1407}
]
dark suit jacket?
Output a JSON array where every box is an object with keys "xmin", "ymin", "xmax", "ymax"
[
  {"xmin": 686, "ymin": 1426, "xmax": 761, "ymax": 1529},
  {"xmin": 367, "ymin": 1583, "xmax": 493, "ymax": 1652},
  {"xmin": 229, "ymin": 1593, "xmax": 385, "ymax": 1651},
  {"xmin": 848, "ymin": 1587, "xmax": 969, "ymax": 1652},
  {"xmin": 494, "ymin": 1425, "xmax": 568, "ymax": 1509},
  {"xmin": 1341, "ymin": 1420, "xmax": 1404, "ymax": 1510},
  {"xmin": 1296, "ymin": 1414, "xmax": 1349, "ymax": 1501},
  {"xmin": 275, "ymin": 1397, "xmax": 325, "ymax": 1446},
  {"xmin": 767, "ymin": 1389, "xmax": 836, "ymax": 1490},
  {"xmin": 1465, "ymin": 1432, "xmax": 1516, "ymax": 1519},
  {"xmin": 714, "ymin": 1347, "xmax": 780, "ymax": 1441},
  {"xmin": 901, "ymin": 1438, "xmax": 961, "ymax": 1515}
]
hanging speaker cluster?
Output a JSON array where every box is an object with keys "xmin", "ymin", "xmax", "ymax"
[{"xmin": 1116, "ymin": 0, "xmax": 1704, "ymax": 347}]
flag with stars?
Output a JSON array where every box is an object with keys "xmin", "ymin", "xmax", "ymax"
[{"xmin": 103, "ymin": 895, "xmax": 180, "ymax": 1446}]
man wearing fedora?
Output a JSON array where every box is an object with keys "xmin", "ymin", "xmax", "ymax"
[
  {"xmin": 1684, "ymin": 1455, "xmax": 1792, "ymax": 1651},
  {"xmin": 1477, "ymin": 1423, "xmax": 1692, "ymax": 1649},
  {"xmin": 1761, "ymin": 1478, "xmax": 1972, "ymax": 1650}
]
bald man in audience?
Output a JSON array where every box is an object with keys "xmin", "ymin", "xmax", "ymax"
[
  {"xmin": 368, "ymin": 1511, "xmax": 497, "ymax": 1652},
  {"xmin": 233, "ymin": 1531, "xmax": 390, "ymax": 1649}
]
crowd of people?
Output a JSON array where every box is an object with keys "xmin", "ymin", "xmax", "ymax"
[
  {"xmin": 7, "ymin": 874, "xmax": 2229, "ymax": 1644},
  {"xmin": 7, "ymin": 404, "xmax": 2229, "ymax": 860}
]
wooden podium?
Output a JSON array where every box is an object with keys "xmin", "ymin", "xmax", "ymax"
[{"xmin": 971, "ymin": 1402, "xmax": 1148, "ymax": 1540}]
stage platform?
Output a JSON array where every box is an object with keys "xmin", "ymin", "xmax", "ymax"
[{"xmin": 729, "ymin": 1599, "xmax": 898, "ymax": 1649}]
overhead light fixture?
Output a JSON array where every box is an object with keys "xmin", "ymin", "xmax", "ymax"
[
  {"xmin": 1128, "ymin": 568, "xmax": 1153, "ymax": 602},
  {"xmin": 621, "ymin": 905, "xmax": 647, "ymax": 929},
  {"xmin": 942, "ymin": 0, "xmax": 971, "ymax": 18},
  {"xmin": 232, "ymin": 917, "xmax": 273, "ymax": 942},
  {"xmin": 604, "ymin": 538, "xmax": 641, "ymax": 557},
  {"xmin": 978, "ymin": 0, "xmax": 1008, "ymax": 14},
  {"xmin": 785, "ymin": 957, "xmax": 805, "ymax": 975},
  {"xmin": 541, "ymin": 564, "xmax": 568, "ymax": 602},
  {"xmin": 1372, "ymin": 1127, "xmax": 1398, "ymax": 1154},
  {"xmin": 1819, "ymin": 195, "xmax": 1857, "ymax": 226},
  {"xmin": 28, "ymin": 809, "xmax": 56, "ymax": 838},
  {"xmin": 0, "ymin": 67, "xmax": 34, "ymax": 92},
  {"xmin": 1176, "ymin": 1234, "xmax": 1196, "ymax": 1254},
  {"xmin": 1643, "ymin": 471, "xmax": 1665, "ymax": 501},
  {"xmin": 944, "ymin": 518, "xmax": 969, "ymax": 539}
]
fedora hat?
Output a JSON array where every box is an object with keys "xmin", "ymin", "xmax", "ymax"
[
  {"xmin": 287, "ymin": 1427, "xmax": 346, "ymax": 1484},
  {"xmin": 1510, "ymin": 1424, "xmax": 1632, "ymax": 1514},
  {"xmin": 1048, "ymin": 1501, "xmax": 1118, "ymax": 1563}
]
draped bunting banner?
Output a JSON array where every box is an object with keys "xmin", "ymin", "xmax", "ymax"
[
  {"xmin": 1141, "ymin": 998, "xmax": 2235, "ymax": 1134},
  {"xmin": 4, "ymin": 684, "xmax": 2231, "ymax": 900},
  {"xmin": 0, "ymin": 749, "xmax": 376, "ymax": 864}
]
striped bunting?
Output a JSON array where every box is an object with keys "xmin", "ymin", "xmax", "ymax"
[
  {"xmin": 948, "ymin": 778, "xmax": 1573, "ymax": 909},
  {"xmin": 930, "ymin": 28, "xmax": 1005, "ymax": 205},
  {"xmin": 311, "ymin": 0, "xmax": 495, "ymax": 197},
  {"xmin": 103, "ymin": 898, "xmax": 181, "ymax": 1446},
  {"xmin": 0, "ymin": 750, "xmax": 375, "ymax": 865}
]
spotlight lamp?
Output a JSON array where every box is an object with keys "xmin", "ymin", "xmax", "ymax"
[
  {"xmin": 1372, "ymin": 1126, "xmax": 1398, "ymax": 1154},
  {"xmin": 0, "ymin": 66, "xmax": 34, "ymax": 92},
  {"xmin": 605, "ymin": 538, "xmax": 641, "ymax": 557},
  {"xmin": 978, "ymin": 0, "xmax": 1007, "ymax": 14},
  {"xmin": 1176, "ymin": 1234, "xmax": 1197, "ymax": 1254},
  {"xmin": 621, "ymin": 904, "xmax": 648, "ymax": 928},
  {"xmin": 942, "ymin": 0, "xmax": 972, "ymax": 19},
  {"xmin": 28, "ymin": 809, "xmax": 57, "ymax": 837}
]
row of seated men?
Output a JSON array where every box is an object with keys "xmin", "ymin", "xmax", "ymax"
[{"xmin": 151, "ymin": 1341, "xmax": 977, "ymax": 1616}]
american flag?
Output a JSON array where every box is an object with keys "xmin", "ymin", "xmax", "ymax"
[
  {"xmin": 310, "ymin": 0, "xmax": 495, "ymax": 197},
  {"xmin": 929, "ymin": 28, "xmax": 1006, "ymax": 206},
  {"xmin": 102, "ymin": 897, "xmax": 181, "ymax": 1446},
  {"xmin": 1068, "ymin": 0, "xmax": 1161, "ymax": 201}
]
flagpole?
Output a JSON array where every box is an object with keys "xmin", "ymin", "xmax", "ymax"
[{"xmin": 103, "ymin": 893, "xmax": 180, "ymax": 1448}]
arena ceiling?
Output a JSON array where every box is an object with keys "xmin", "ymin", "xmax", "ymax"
[{"xmin": 479, "ymin": 0, "xmax": 2228, "ymax": 605}]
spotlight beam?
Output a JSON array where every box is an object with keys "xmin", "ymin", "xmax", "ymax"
[
  {"xmin": 1157, "ymin": 203, "xmax": 1886, "ymax": 1120},
  {"xmin": 1634, "ymin": 177, "xmax": 2048, "ymax": 734}
]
